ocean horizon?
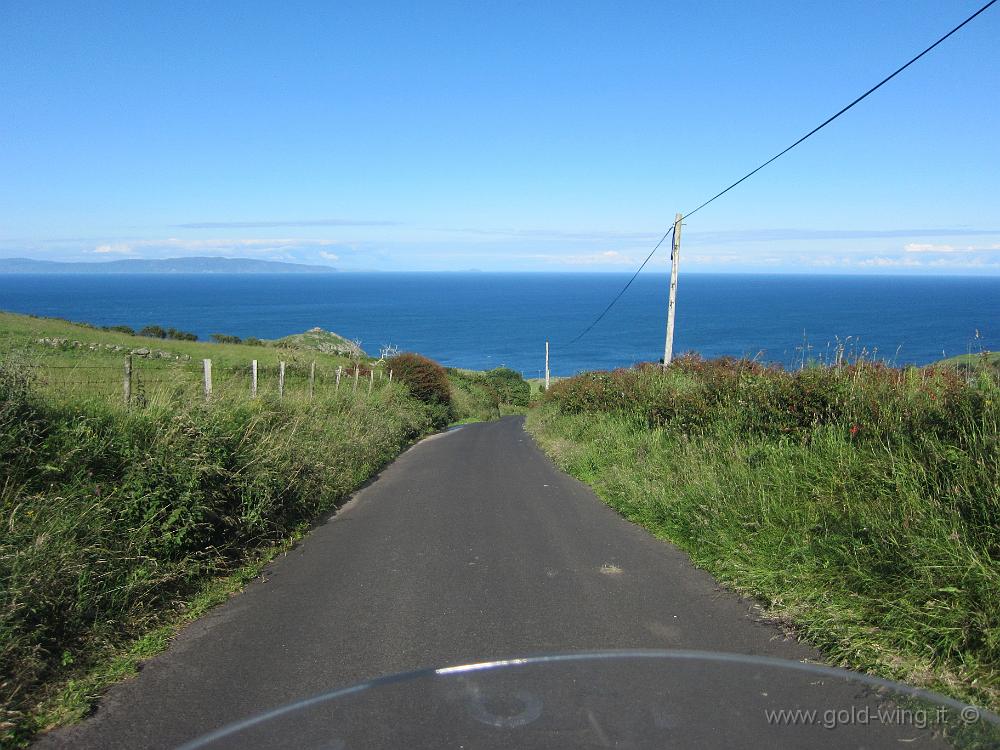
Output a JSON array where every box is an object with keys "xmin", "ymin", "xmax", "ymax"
[{"xmin": 0, "ymin": 271, "xmax": 995, "ymax": 376}]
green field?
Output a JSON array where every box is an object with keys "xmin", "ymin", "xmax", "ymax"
[
  {"xmin": 527, "ymin": 357, "xmax": 999, "ymax": 712},
  {"xmin": 0, "ymin": 311, "xmax": 379, "ymax": 405},
  {"xmin": 0, "ymin": 310, "xmax": 526, "ymax": 745}
]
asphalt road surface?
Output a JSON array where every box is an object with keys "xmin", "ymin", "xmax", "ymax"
[{"xmin": 37, "ymin": 416, "xmax": 953, "ymax": 749}]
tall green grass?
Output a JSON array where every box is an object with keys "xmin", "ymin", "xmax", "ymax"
[
  {"xmin": 447, "ymin": 367, "xmax": 531, "ymax": 421},
  {"xmin": 0, "ymin": 360, "xmax": 438, "ymax": 744},
  {"xmin": 527, "ymin": 356, "xmax": 999, "ymax": 710}
]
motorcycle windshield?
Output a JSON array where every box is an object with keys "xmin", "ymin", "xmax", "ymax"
[{"xmin": 181, "ymin": 650, "xmax": 999, "ymax": 749}]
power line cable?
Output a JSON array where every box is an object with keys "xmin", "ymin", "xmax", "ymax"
[
  {"xmin": 683, "ymin": 0, "xmax": 997, "ymax": 220},
  {"xmin": 560, "ymin": 0, "xmax": 996, "ymax": 347},
  {"xmin": 561, "ymin": 226, "xmax": 674, "ymax": 348}
]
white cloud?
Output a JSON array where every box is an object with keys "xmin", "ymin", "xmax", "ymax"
[
  {"xmin": 89, "ymin": 238, "xmax": 340, "ymax": 256},
  {"xmin": 904, "ymin": 242, "xmax": 1000, "ymax": 254},
  {"xmin": 175, "ymin": 219, "xmax": 399, "ymax": 229},
  {"xmin": 93, "ymin": 243, "xmax": 138, "ymax": 255},
  {"xmin": 686, "ymin": 253, "xmax": 744, "ymax": 265},
  {"xmin": 807, "ymin": 256, "xmax": 844, "ymax": 267},
  {"xmin": 857, "ymin": 256, "xmax": 924, "ymax": 267},
  {"xmin": 318, "ymin": 250, "xmax": 340, "ymax": 261},
  {"xmin": 688, "ymin": 227, "xmax": 1000, "ymax": 244},
  {"xmin": 904, "ymin": 243, "xmax": 953, "ymax": 253},
  {"xmin": 852, "ymin": 254, "xmax": 1000, "ymax": 269},
  {"xmin": 534, "ymin": 250, "xmax": 639, "ymax": 266}
]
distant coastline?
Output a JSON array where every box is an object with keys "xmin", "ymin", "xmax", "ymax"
[{"xmin": 0, "ymin": 256, "xmax": 337, "ymax": 274}]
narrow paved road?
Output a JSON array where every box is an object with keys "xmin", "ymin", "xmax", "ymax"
[{"xmin": 38, "ymin": 416, "xmax": 936, "ymax": 748}]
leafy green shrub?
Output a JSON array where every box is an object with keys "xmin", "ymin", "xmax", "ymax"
[
  {"xmin": 444, "ymin": 370, "xmax": 494, "ymax": 420},
  {"xmin": 139, "ymin": 325, "xmax": 167, "ymax": 339},
  {"xmin": 166, "ymin": 328, "xmax": 198, "ymax": 341},
  {"xmin": 482, "ymin": 367, "xmax": 530, "ymax": 407},
  {"xmin": 102, "ymin": 325, "xmax": 136, "ymax": 335},
  {"xmin": 386, "ymin": 353, "xmax": 452, "ymax": 412},
  {"xmin": 445, "ymin": 367, "xmax": 530, "ymax": 421},
  {"xmin": 546, "ymin": 356, "xmax": 990, "ymax": 446},
  {"xmin": 210, "ymin": 333, "xmax": 242, "ymax": 344}
]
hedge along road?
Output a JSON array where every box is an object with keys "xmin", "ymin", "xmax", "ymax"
[{"xmin": 36, "ymin": 416, "xmax": 943, "ymax": 749}]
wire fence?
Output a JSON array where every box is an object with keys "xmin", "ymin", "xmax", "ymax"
[{"xmin": 23, "ymin": 356, "xmax": 396, "ymax": 406}]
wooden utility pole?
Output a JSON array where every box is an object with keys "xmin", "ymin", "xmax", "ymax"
[
  {"xmin": 251, "ymin": 360, "xmax": 258, "ymax": 398},
  {"xmin": 278, "ymin": 361, "xmax": 286, "ymax": 399},
  {"xmin": 663, "ymin": 213, "xmax": 683, "ymax": 369},
  {"xmin": 202, "ymin": 359, "xmax": 212, "ymax": 401},
  {"xmin": 545, "ymin": 340, "xmax": 550, "ymax": 391},
  {"xmin": 123, "ymin": 355, "xmax": 133, "ymax": 406}
]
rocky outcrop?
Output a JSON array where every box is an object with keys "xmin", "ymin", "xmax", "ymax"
[{"xmin": 270, "ymin": 327, "xmax": 366, "ymax": 357}]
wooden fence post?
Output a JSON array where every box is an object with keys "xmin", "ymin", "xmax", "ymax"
[
  {"xmin": 203, "ymin": 359, "xmax": 212, "ymax": 401},
  {"xmin": 123, "ymin": 355, "xmax": 133, "ymax": 406},
  {"xmin": 389, "ymin": 369, "xmax": 393, "ymax": 384},
  {"xmin": 309, "ymin": 360, "xmax": 316, "ymax": 400},
  {"xmin": 352, "ymin": 365, "xmax": 359, "ymax": 393},
  {"xmin": 335, "ymin": 365, "xmax": 342, "ymax": 393},
  {"xmin": 368, "ymin": 369, "xmax": 374, "ymax": 395},
  {"xmin": 251, "ymin": 359, "xmax": 258, "ymax": 398},
  {"xmin": 278, "ymin": 361, "xmax": 286, "ymax": 399}
]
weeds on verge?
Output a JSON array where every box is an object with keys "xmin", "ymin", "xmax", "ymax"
[{"xmin": 530, "ymin": 355, "xmax": 999, "ymax": 710}]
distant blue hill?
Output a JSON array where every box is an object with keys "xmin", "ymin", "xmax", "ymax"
[{"xmin": 0, "ymin": 256, "xmax": 337, "ymax": 273}]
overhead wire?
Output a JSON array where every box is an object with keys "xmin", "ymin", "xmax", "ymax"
[
  {"xmin": 682, "ymin": 0, "xmax": 997, "ymax": 221},
  {"xmin": 559, "ymin": 0, "xmax": 996, "ymax": 347},
  {"xmin": 562, "ymin": 226, "xmax": 674, "ymax": 347}
]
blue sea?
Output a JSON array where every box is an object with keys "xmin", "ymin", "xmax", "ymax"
[{"xmin": 0, "ymin": 273, "xmax": 996, "ymax": 377}]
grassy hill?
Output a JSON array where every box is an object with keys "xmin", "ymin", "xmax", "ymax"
[
  {"xmin": 0, "ymin": 311, "xmax": 359, "ymax": 369},
  {"xmin": 271, "ymin": 326, "xmax": 365, "ymax": 357}
]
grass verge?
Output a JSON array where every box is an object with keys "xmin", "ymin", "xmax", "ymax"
[
  {"xmin": 0, "ymin": 359, "xmax": 437, "ymax": 746},
  {"xmin": 526, "ymin": 356, "xmax": 999, "ymax": 712},
  {"xmin": 31, "ymin": 539, "xmax": 292, "ymax": 734}
]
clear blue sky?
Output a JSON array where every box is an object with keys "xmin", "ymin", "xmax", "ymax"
[{"xmin": 2, "ymin": 0, "xmax": 998, "ymax": 273}]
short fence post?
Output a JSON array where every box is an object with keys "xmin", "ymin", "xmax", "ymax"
[
  {"xmin": 251, "ymin": 359, "xmax": 258, "ymax": 398},
  {"xmin": 309, "ymin": 360, "xmax": 316, "ymax": 400},
  {"xmin": 335, "ymin": 365, "xmax": 342, "ymax": 393},
  {"xmin": 352, "ymin": 365, "xmax": 359, "ymax": 393},
  {"xmin": 203, "ymin": 359, "xmax": 212, "ymax": 401},
  {"xmin": 278, "ymin": 361, "xmax": 286, "ymax": 399},
  {"xmin": 368, "ymin": 369, "xmax": 374, "ymax": 395},
  {"xmin": 389, "ymin": 369, "xmax": 393, "ymax": 384},
  {"xmin": 123, "ymin": 355, "xmax": 133, "ymax": 406}
]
